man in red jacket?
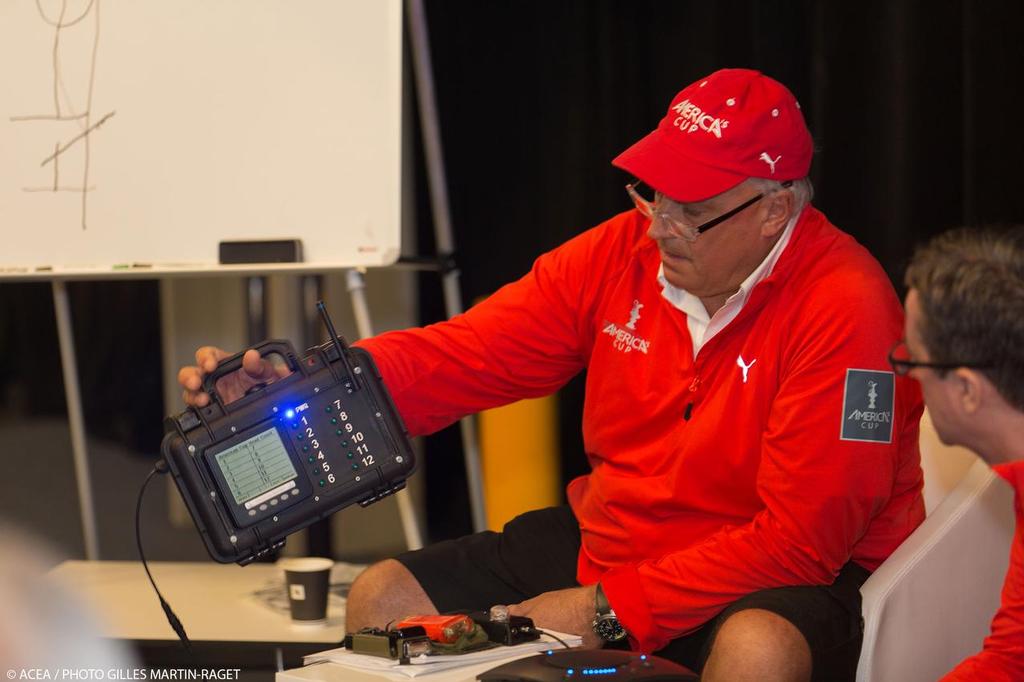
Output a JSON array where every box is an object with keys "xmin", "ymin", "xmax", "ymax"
[
  {"xmin": 894, "ymin": 227, "xmax": 1024, "ymax": 680},
  {"xmin": 180, "ymin": 69, "xmax": 924, "ymax": 681}
]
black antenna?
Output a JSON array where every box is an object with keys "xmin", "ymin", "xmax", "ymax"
[{"xmin": 317, "ymin": 300, "xmax": 359, "ymax": 389}]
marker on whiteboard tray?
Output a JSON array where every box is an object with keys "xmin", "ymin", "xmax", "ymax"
[{"xmin": 43, "ymin": 264, "xmax": 109, "ymax": 273}]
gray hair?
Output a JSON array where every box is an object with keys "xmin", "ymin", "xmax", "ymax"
[{"xmin": 748, "ymin": 176, "xmax": 814, "ymax": 217}]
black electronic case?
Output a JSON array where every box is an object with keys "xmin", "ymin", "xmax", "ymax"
[{"xmin": 161, "ymin": 339, "xmax": 415, "ymax": 564}]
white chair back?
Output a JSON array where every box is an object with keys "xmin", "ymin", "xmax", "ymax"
[{"xmin": 856, "ymin": 410, "xmax": 1016, "ymax": 681}]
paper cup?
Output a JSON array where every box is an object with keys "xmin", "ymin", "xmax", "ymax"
[{"xmin": 278, "ymin": 557, "xmax": 334, "ymax": 622}]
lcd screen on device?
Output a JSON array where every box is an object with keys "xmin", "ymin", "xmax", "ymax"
[{"xmin": 214, "ymin": 427, "xmax": 297, "ymax": 505}]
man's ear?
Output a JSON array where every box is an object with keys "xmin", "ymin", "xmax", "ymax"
[
  {"xmin": 760, "ymin": 189, "xmax": 794, "ymax": 239},
  {"xmin": 952, "ymin": 368, "xmax": 987, "ymax": 414}
]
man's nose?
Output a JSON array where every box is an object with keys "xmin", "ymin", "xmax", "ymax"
[{"xmin": 646, "ymin": 214, "xmax": 672, "ymax": 240}]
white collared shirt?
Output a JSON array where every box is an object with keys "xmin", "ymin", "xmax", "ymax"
[{"xmin": 658, "ymin": 215, "xmax": 798, "ymax": 359}]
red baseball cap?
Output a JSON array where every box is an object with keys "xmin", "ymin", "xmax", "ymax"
[{"xmin": 613, "ymin": 68, "xmax": 813, "ymax": 202}]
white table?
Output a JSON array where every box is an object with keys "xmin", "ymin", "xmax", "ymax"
[
  {"xmin": 48, "ymin": 560, "xmax": 351, "ymax": 671},
  {"xmin": 49, "ymin": 561, "xmax": 567, "ymax": 681}
]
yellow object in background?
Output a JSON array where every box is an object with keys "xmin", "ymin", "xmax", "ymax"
[{"xmin": 479, "ymin": 394, "xmax": 561, "ymax": 531}]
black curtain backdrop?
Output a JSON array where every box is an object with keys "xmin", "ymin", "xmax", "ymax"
[{"xmin": 1, "ymin": 0, "xmax": 1022, "ymax": 544}]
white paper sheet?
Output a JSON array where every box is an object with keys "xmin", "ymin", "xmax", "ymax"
[{"xmin": 303, "ymin": 631, "xmax": 582, "ymax": 679}]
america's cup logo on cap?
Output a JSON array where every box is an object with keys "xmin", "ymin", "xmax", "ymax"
[{"xmin": 670, "ymin": 99, "xmax": 730, "ymax": 139}]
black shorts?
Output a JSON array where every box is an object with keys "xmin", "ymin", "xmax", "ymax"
[{"xmin": 395, "ymin": 505, "xmax": 870, "ymax": 681}]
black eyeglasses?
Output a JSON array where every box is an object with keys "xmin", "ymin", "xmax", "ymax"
[
  {"xmin": 626, "ymin": 180, "xmax": 793, "ymax": 242},
  {"xmin": 887, "ymin": 340, "xmax": 991, "ymax": 376}
]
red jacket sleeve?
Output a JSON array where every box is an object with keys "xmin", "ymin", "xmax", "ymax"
[
  {"xmin": 355, "ymin": 221, "xmax": 620, "ymax": 436},
  {"xmin": 600, "ymin": 272, "xmax": 924, "ymax": 652},
  {"xmin": 942, "ymin": 464, "xmax": 1024, "ymax": 681}
]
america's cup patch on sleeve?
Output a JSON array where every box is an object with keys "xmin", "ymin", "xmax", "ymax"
[{"xmin": 840, "ymin": 369, "xmax": 895, "ymax": 443}]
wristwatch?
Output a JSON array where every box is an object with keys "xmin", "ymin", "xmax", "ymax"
[{"xmin": 592, "ymin": 582, "xmax": 628, "ymax": 642}]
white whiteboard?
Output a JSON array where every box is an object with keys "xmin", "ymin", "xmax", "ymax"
[{"xmin": 0, "ymin": 0, "xmax": 403, "ymax": 277}]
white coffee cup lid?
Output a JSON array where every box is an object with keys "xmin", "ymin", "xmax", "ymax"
[{"xmin": 278, "ymin": 557, "xmax": 334, "ymax": 572}]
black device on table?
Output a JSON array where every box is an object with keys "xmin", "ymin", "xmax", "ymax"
[
  {"xmin": 344, "ymin": 626, "xmax": 433, "ymax": 664},
  {"xmin": 160, "ymin": 302, "xmax": 416, "ymax": 564},
  {"xmin": 465, "ymin": 611, "xmax": 541, "ymax": 646}
]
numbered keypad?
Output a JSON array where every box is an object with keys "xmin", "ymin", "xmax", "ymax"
[{"xmin": 288, "ymin": 394, "xmax": 378, "ymax": 491}]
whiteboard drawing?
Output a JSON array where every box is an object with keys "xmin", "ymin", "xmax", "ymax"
[
  {"xmin": 0, "ymin": 0, "xmax": 403, "ymax": 272},
  {"xmin": 10, "ymin": 0, "xmax": 115, "ymax": 230}
]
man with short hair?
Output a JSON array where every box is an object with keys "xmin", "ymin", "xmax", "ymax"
[
  {"xmin": 895, "ymin": 227, "xmax": 1024, "ymax": 679},
  {"xmin": 180, "ymin": 69, "xmax": 924, "ymax": 680}
]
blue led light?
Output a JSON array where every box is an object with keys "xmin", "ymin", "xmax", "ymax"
[
  {"xmin": 566, "ymin": 669, "xmax": 574, "ymax": 676},
  {"xmin": 640, "ymin": 655, "xmax": 647, "ymax": 661},
  {"xmin": 284, "ymin": 409, "xmax": 295, "ymax": 419}
]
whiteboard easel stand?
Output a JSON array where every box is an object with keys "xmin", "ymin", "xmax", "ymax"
[
  {"xmin": 345, "ymin": 269, "xmax": 423, "ymax": 550},
  {"xmin": 406, "ymin": 0, "xmax": 487, "ymax": 534},
  {"xmin": 246, "ymin": 277, "xmax": 270, "ymax": 343},
  {"xmin": 53, "ymin": 280, "xmax": 100, "ymax": 560}
]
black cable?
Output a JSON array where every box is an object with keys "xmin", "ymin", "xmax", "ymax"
[
  {"xmin": 532, "ymin": 629, "xmax": 573, "ymax": 649},
  {"xmin": 136, "ymin": 461, "xmax": 193, "ymax": 654}
]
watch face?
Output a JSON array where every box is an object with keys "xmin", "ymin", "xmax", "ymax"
[{"xmin": 593, "ymin": 615, "xmax": 627, "ymax": 642}]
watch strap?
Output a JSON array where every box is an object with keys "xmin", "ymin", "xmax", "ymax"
[
  {"xmin": 592, "ymin": 582, "xmax": 627, "ymax": 642},
  {"xmin": 595, "ymin": 582, "xmax": 615, "ymax": 617}
]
